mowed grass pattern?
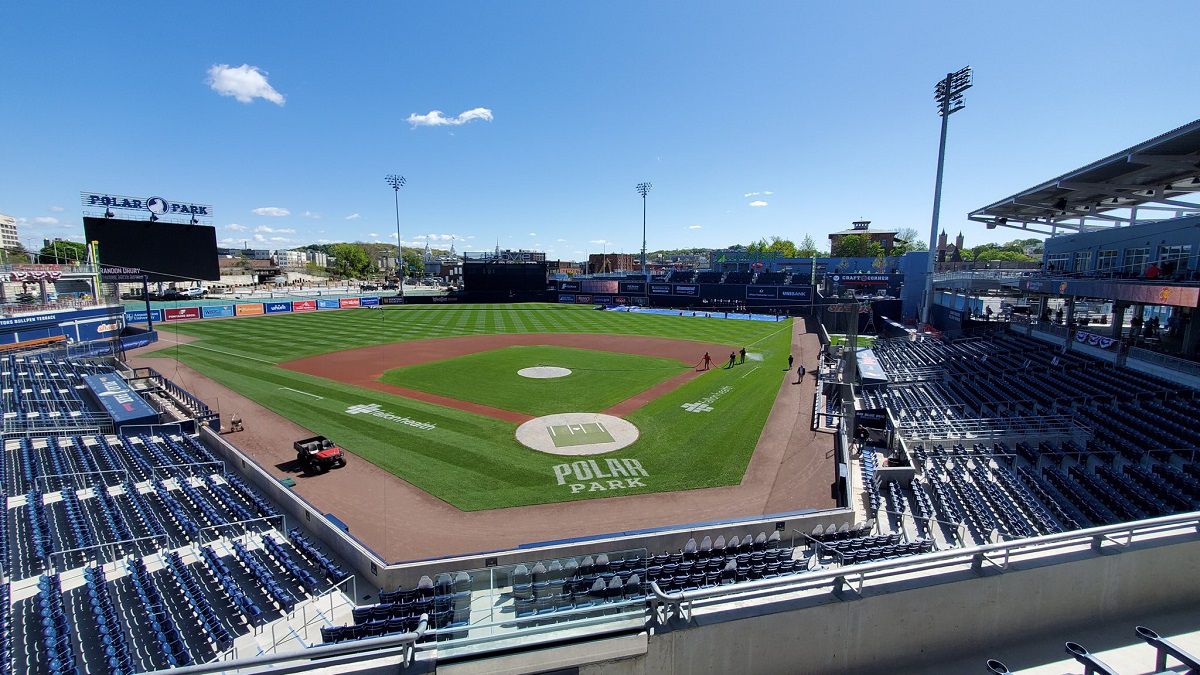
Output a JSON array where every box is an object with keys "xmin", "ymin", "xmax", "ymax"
[
  {"xmin": 147, "ymin": 304, "xmax": 793, "ymax": 510},
  {"xmin": 380, "ymin": 345, "xmax": 687, "ymax": 416}
]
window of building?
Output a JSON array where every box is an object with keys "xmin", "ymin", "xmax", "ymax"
[
  {"xmin": 1158, "ymin": 244, "xmax": 1193, "ymax": 272},
  {"xmin": 1096, "ymin": 250, "xmax": 1117, "ymax": 272},
  {"xmin": 1071, "ymin": 251, "xmax": 1091, "ymax": 273},
  {"xmin": 1123, "ymin": 247, "xmax": 1149, "ymax": 274},
  {"xmin": 1045, "ymin": 253, "xmax": 1069, "ymax": 271}
]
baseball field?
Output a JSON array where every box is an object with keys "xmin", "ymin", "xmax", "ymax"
[{"xmin": 145, "ymin": 304, "xmax": 794, "ymax": 511}]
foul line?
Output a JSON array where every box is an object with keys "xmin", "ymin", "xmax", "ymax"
[
  {"xmin": 278, "ymin": 387, "xmax": 323, "ymax": 400},
  {"xmin": 744, "ymin": 322, "xmax": 792, "ymax": 348},
  {"xmin": 738, "ymin": 365, "xmax": 761, "ymax": 380}
]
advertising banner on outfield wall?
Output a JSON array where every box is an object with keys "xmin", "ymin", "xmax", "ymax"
[
  {"xmin": 618, "ymin": 281, "xmax": 645, "ymax": 295},
  {"xmin": 201, "ymin": 305, "xmax": 234, "ymax": 319},
  {"xmin": 235, "ymin": 303, "xmax": 264, "ymax": 316},
  {"xmin": 746, "ymin": 285, "xmax": 778, "ymax": 299},
  {"xmin": 124, "ymin": 309, "xmax": 163, "ymax": 323},
  {"xmin": 264, "ymin": 302, "xmax": 292, "ymax": 314},
  {"xmin": 164, "ymin": 307, "xmax": 200, "ymax": 321},
  {"xmin": 613, "ymin": 296, "xmax": 627, "ymax": 304},
  {"xmin": 317, "ymin": 298, "xmax": 341, "ymax": 309},
  {"xmin": 673, "ymin": 284, "xmax": 699, "ymax": 297},
  {"xmin": 649, "ymin": 283, "xmax": 672, "ymax": 295},
  {"xmin": 380, "ymin": 296, "xmax": 405, "ymax": 305},
  {"xmin": 779, "ymin": 286, "xmax": 813, "ymax": 301},
  {"xmin": 339, "ymin": 297, "xmax": 361, "ymax": 308},
  {"xmin": 292, "ymin": 299, "xmax": 317, "ymax": 312},
  {"xmin": 558, "ymin": 281, "xmax": 581, "ymax": 292},
  {"xmin": 594, "ymin": 295, "xmax": 613, "ymax": 304},
  {"xmin": 359, "ymin": 296, "xmax": 380, "ymax": 307},
  {"xmin": 575, "ymin": 295, "xmax": 593, "ymax": 304},
  {"xmin": 558, "ymin": 294, "xmax": 576, "ymax": 303}
]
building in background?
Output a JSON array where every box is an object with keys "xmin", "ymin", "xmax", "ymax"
[
  {"xmin": 216, "ymin": 247, "xmax": 272, "ymax": 260},
  {"xmin": 272, "ymin": 249, "xmax": 307, "ymax": 269},
  {"xmin": 376, "ymin": 256, "xmax": 396, "ymax": 271},
  {"xmin": 937, "ymin": 231, "xmax": 965, "ymax": 263},
  {"xmin": 828, "ymin": 220, "xmax": 898, "ymax": 254},
  {"xmin": 0, "ymin": 213, "xmax": 17, "ymax": 250},
  {"xmin": 305, "ymin": 249, "xmax": 329, "ymax": 267}
]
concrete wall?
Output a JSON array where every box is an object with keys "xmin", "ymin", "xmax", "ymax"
[{"xmin": 578, "ymin": 535, "xmax": 1200, "ymax": 675}]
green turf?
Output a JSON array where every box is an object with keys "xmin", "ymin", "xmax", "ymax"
[
  {"xmin": 379, "ymin": 345, "xmax": 687, "ymax": 416},
  {"xmin": 144, "ymin": 304, "xmax": 794, "ymax": 511}
]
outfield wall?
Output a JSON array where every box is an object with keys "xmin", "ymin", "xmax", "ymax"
[{"xmin": 0, "ymin": 305, "xmax": 126, "ymax": 345}]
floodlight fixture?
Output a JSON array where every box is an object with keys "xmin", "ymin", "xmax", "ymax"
[
  {"xmin": 386, "ymin": 174, "xmax": 406, "ymax": 297},
  {"xmin": 636, "ymin": 182, "xmax": 653, "ymax": 281},
  {"xmin": 921, "ymin": 66, "xmax": 973, "ymax": 327}
]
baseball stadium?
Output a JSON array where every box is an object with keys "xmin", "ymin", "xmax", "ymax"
[{"xmin": 4, "ymin": 28, "xmax": 1200, "ymax": 675}]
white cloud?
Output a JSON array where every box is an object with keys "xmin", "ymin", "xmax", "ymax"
[
  {"xmin": 269, "ymin": 236, "xmax": 292, "ymax": 242},
  {"xmin": 589, "ymin": 239, "xmax": 611, "ymax": 245},
  {"xmin": 748, "ymin": 200, "xmax": 769, "ymax": 207},
  {"xmin": 33, "ymin": 216, "xmax": 59, "ymax": 225},
  {"xmin": 743, "ymin": 191, "xmax": 775, "ymax": 198},
  {"xmin": 253, "ymin": 234, "xmax": 266, "ymax": 242},
  {"xmin": 688, "ymin": 225, "xmax": 703, "ymax": 230},
  {"xmin": 255, "ymin": 225, "xmax": 295, "ymax": 234},
  {"xmin": 345, "ymin": 213, "xmax": 361, "ymax": 220},
  {"xmin": 528, "ymin": 232, "xmax": 537, "ymax": 236},
  {"xmin": 413, "ymin": 233, "xmax": 457, "ymax": 241},
  {"xmin": 406, "ymin": 107, "xmax": 494, "ymax": 127},
  {"xmin": 302, "ymin": 211, "xmax": 321, "ymax": 219},
  {"xmin": 252, "ymin": 207, "xmax": 290, "ymax": 217},
  {"xmin": 556, "ymin": 238, "xmax": 567, "ymax": 243},
  {"xmin": 206, "ymin": 64, "xmax": 285, "ymax": 105},
  {"xmin": 226, "ymin": 223, "xmax": 248, "ymax": 231},
  {"xmin": 48, "ymin": 206, "xmax": 64, "ymax": 212},
  {"xmin": 368, "ymin": 233, "xmax": 380, "ymax": 238}
]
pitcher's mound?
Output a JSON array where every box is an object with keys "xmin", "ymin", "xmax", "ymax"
[
  {"xmin": 516, "ymin": 413, "xmax": 639, "ymax": 455},
  {"xmin": 518, "ymin": 366, "xmax": 572, "ymax": 379}
]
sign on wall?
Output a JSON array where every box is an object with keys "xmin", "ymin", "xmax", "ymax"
[
  {"xmin": 164, "ymin": 307, "xmax": 200, "ymax": 321},
  {"xmin": 235, "ymin": 303, "xmax": 265, "ymax": 316},
  {"xmin": 293, "ymin": 299, "xmax": 317, "ymax": 312},
  {"xmin": 201, "ymin": 305, "xmax": 234, "ymax": 319},
  {"xmin": 81, "ymin": 192, "xmax": 213, "ymax": 220}
]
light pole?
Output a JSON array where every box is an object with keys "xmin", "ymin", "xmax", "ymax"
[
  {"xmin": 636, "ymin": 182, "xmax": 652, "ymax": 282},
  {"xmin": 920, "ymin": 66, "xmax": 972, "ymax": 328},
  {"xmin": 385, "ymin": 174, "xmax": 406, "ymax": 298}
]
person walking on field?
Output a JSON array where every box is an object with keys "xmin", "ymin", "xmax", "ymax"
[
  {"xmin": 739, "ymin": 347, "xmax": 746, "ymax": 364},
  {"xmin": 701, "ymin": 352, "xmax": 712, "ymax": 371},
  {"xmin": 796, "ymin": 364, "xmax": 806, "ymax": 384},
  {"xmin": 727, "ymin": 352, "xmax": 737, "ymax": 369},
  {"xmin": 787, "ymin": 354, "xmax": 794, "ymax": 370}
]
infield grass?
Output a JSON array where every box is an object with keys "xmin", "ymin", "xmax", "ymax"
[
  {"xmin": 145, "ymin": 304, "xmax": 794, "ymax": 510},
  {"xmin": 380, "ymin": 345, "xmax": 687, "ymax": 416}
]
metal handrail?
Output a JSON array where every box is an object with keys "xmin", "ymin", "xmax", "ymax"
[
  {"xmin": 158, "ymin": 614, "xmax": 429, "ymax": 674},
  {"xmin": 649, "ymin": 511, "xmax": 1200, "ymax": 613}
]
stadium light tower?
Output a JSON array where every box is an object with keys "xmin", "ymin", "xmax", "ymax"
[
  {"xmin": 636, "ymin": 182, "xmax": 653, "ymax": 282},
  {"xmin": 921, "ymin": 66, "xmax": 972, "ymax": 328},
  {"xmin": 385, "ymin": 174, "xmax": 406, "ymax": 298}
]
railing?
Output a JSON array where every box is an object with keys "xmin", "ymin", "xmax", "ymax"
[
  {"xmin": 894, "ymin": 415, "xmax": 1090, "ymax": 444},
  {"xmin": 162, "ymin": 614, "xmax": 430, "ymax": 674},
  {"xmin": 1127, "ymin": 347, "xmax": 1200, "ymax": 378},
  {"xmin": 649, "ymin": 511, "xmax": 1200, "ymax": 621}
]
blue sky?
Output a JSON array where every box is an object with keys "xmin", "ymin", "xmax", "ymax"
[{"xmin": 3, "ymin": 2, "xmax": 1199, "ymax": 260}]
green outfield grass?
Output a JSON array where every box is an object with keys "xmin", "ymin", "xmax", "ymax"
[
  {"xmin": 145, "ymin": 304, "xmax": 793, "ymax": 510},
  {"xmin": 379, "ymin": 345, "xmax": 687, "ymax": 416}
]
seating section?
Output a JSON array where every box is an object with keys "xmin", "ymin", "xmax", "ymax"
[
  {"xmin": 0, "ymin": 352, "xmax": 113, "ymax": 434},
  {"xmin": 753, "ymin": 271, "xmax": 788, "ymax": 285},
  {"xmin": 864, "ymin": 332, "xmax": 1200, "ymax": 547},
  {"xmin": 721, "ymin": 272, "xmax": 753, "ymax": 284},
  {"xmin": 693, "ymin": 271, "xmax": 723, "ymax": 283},
  {"xmin": 647, "ymin": 532, "xmax": 808, "ymax": 590},
  {"xmin": 4, "ymin": 431, "xmax": 350, "ymax": 672}
]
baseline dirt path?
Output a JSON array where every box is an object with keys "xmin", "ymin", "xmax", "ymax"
[
  {"xmin": 279, "ymin": 334, "xmax": 734, "ymax": 421},
  {"xmin": 130, "ymin": 324, "xmax": 835, "ymax": 562}
]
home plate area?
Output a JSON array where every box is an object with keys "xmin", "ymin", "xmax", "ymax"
[{"xmin": 515, "ymin": 412, "xmax": 639, "ymax": 456}]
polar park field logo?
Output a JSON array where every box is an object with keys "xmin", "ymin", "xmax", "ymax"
[
  {"xmin": 345, "ymin": 403, "xmax": 436, "ymax": 431},
  {"xmin": 680, "ymin": 385, "xmax": 733, "ymax": 413}
]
